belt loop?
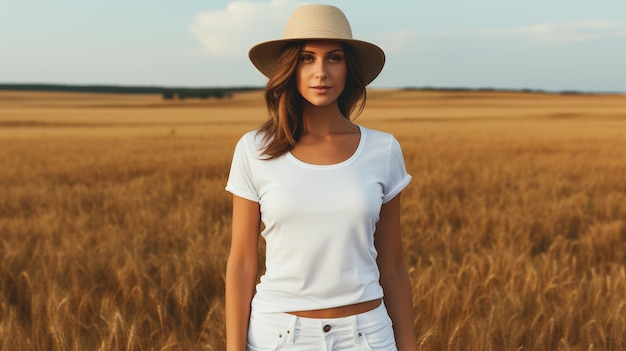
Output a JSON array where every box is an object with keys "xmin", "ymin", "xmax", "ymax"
[
  {"xmin": 286, "ymin": 313, "xmax": 297, "ymax": 344},
  {"xmin": 351, "ymin": 315, "xmax": 362, "ymax": 346}
]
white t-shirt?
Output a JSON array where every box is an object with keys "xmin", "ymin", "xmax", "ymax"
[{"xmin": 225, "ymin": 125, "xmax": 412, "ymax": 313}]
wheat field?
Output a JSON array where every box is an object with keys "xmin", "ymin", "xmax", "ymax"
[{"xmin": 0, "ymin": 90, "xmax": 625, "ymax": 350}]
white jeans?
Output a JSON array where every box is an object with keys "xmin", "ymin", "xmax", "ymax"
[{"xmin": 247, "ymin": 303, "xmax": 397, "ymax": 351}]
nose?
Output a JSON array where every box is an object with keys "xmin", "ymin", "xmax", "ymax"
[{"xmin": 313, "ymin": 59, "xmax": 328, "ymax": 79}]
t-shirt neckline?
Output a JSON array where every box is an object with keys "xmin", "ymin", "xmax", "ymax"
[{"xmin": 286, "ymin": 125, "xmax": 366, "ymax": 169}]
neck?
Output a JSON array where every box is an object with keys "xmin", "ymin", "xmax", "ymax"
[{"xmin": 301, "ymin": 102, "xmax": 354, "ymax": 136}]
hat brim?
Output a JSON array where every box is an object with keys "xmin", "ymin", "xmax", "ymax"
[{"xmin": 249, "ymin": 38, "xmax": 385, "ymax": 86}]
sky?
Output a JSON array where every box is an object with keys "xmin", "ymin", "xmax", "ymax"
[{"xmin": 1, "ymin": 0, "xmax": 626, "ymax": 92}]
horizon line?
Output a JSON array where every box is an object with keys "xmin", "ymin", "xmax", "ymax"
[{"xmin": 0, "ymin": 82, "xmax": 624, "ymax": 95}]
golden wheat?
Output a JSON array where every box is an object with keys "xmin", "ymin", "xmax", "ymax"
[{"xmin": 0, "ymin": 90, "xmax": 625, "ymax": 350}]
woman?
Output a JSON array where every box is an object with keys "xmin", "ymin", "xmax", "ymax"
[{"xmin": 225, "ymin": 4, "xmax": 416, "ymax": 350}]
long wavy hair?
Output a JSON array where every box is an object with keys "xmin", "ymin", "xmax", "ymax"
[{"xmin": 258, "ymin": 41, "xmax": 367, "ymax": 159}]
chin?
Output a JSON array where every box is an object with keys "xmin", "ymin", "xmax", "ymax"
[
  {"xmin": 305, "ymin": 95, "xmax": 340, "ymax": 107},
  {"xmin": 308, "ymin": 100, "xmax": 335, "ymax": 108}
]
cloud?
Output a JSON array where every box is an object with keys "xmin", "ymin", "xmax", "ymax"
[
  {"xmin": 190, "ymin": 0, "xmax": 301, "ymax": 57},
  {"xmin": 376, "ymin": 20, "xmax": 626, "ymax": 52},
  {"xmin": 513, "ymin": 20, "xmax": 626, "ymax": 44}
]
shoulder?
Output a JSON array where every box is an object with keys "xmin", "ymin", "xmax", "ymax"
[
  {"xmin": 361, "ymin": 125, "xmax": 395, "ymax": 140},
  {"xmin": 238, "ymin": 129, "xmax": 264, "ymax": 143},
  {"xmin": 235, "ymin": 129, "xmax": 266, "ymax": 152},
  {"xmin": 360, "ymin": 125, "xmax": 400, "ymax": 148},
  {"xmin": 228, "ymin": 130, "xmax": 267, "ymax": 164}
]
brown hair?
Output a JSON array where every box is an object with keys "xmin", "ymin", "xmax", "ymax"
[{"xmin": 258, "ymin": 41, "xmax": 367, "ymax": 159}]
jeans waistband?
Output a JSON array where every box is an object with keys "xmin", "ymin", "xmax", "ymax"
[{"xmin": 250, "ymin": 301, "xmax": 390, "ymax": 344}]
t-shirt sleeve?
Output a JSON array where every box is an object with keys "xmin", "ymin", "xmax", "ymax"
[
  {"xmin": 382, "ymin": 137, "xmax": 412, "ymax": 203},
  {"xmin": 225, "ymin": 135, "xmax": 260, "ymax": 202}
]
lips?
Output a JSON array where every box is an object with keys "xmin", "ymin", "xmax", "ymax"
[{"xmin": 310, "ymin": 85, "xmax": 330, "ymax": 94}]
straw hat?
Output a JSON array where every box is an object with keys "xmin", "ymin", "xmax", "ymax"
[{"xmin": 248, "ymin": 4, "xmax": 385, "ymax": 86}]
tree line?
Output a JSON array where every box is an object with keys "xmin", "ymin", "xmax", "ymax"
[{"xmin": 0, "ymin": 84, "xmax": 262, "ymax": 100}]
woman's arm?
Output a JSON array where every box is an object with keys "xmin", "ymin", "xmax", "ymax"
[
  {"xmin": 225, "ymin": 195, "xmax": 261, "ymax": 351},
  {"xmin": 375, "ymin": 193, "xmax": 417, "ymax": 351}
]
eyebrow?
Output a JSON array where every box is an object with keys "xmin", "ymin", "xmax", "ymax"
[{"xmin": 300, "ymin": 49, "xmax": 345, "ymax": 55}]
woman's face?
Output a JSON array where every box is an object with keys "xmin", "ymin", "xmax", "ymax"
[{"xmin": 295, "ymin": 41, "xmax": 347, "ymax": 108}]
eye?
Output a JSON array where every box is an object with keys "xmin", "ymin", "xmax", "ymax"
[
  {"xmin": 300, "ymin": 55, "xmax": 314, "ymax": 63},
  {"xmin": 327, "ymin": 54, "xmax": 344, "ymax": 63}
]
